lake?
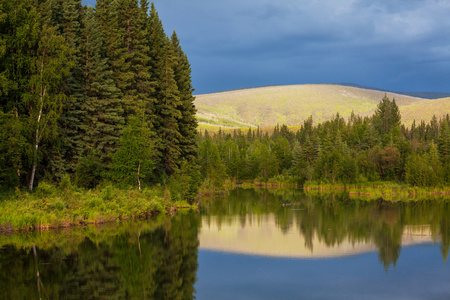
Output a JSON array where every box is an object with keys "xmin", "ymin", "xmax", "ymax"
[{"xmin": 1, "ymin": 188, "xmax": 449, "ymax": 299}]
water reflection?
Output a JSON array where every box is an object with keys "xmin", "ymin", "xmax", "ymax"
[
  {"xmin": 0, "ymin": 213, "xmax": 200, "ymax": 299},
  {"xmin": 0, "ymin": 188, "xmax": 449, "ymax": 299},
  {"xmin": 200, "ymin": 188, "xmax": 450, "ymax": 269}
]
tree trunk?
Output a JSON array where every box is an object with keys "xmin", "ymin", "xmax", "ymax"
[
  {"xmin": 29, "ymin": 51, "xmax": 46, "ymax": 191},
  {"xmin": 29, "ymin": 155, "xmax": 37, "ymax": 191},
  {"xmin": 137, "ymin": 161, "xmax": 141, "ymax": 190}
]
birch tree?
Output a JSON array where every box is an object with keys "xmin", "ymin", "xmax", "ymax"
[{"xmin": 26, "ymin": 23, "xmax": 71, "ymax": 190}]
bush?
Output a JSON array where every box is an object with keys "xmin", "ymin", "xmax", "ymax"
[{"xmin": 35, "ymin": 181, "xmax": 57, "ymax": 197}]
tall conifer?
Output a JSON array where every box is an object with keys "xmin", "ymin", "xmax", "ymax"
[
  {"xmin": 147, "ymin": 3, "xmax": 181, "ymax": 176},
  {"xmin": 157, "ymin": 36, "xmax": 182, "ymax": 175},
  {"xmin": 57, "ymin": 0, "xmax": 84, "ymax": 175},
  {"xmin": 79, "ymin": 6, "xmax": 123, "ymax": 159},
  {"xmin": 171, "ymin": 31, "xmax": 198, "ymax": 162},
  {"xmin": 112, "ymin": 0, "xmax": 152, "ymax": 116}
]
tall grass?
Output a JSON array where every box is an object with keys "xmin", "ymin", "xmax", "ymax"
[
  {"xmin": 303, "ymin": 181, "xmax": 450, "ymax": 201},
  {"xmin": 0, "ymin": 181, "xmax": 196, "ymax": 232}
]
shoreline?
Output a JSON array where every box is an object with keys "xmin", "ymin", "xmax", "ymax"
[
  {"xmin": 303, "ymin": 181, "xmax": 450, "ymax": 201},
  {"xmin": 0, "ymin": 184, "xmax": 197, "ymax": 233}
]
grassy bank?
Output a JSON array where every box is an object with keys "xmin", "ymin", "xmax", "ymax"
[
  {"xmin": 0, "ymin": 182, "xmax": 196, "ymax": 232},
  {"xmin": 223, "ymin": 177, "xmax": 298, "ymax": 189},
  {"xmin": 303, "ymin": 181, "xmax": 450, "ymax": 201}
]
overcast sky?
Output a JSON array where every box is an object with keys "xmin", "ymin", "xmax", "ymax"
[{"xmin": 82, "ymin": 0, "xmax": 450, "ymax": 94}]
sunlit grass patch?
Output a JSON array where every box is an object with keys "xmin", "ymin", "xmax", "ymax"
[{"xmin": 0, "ymin": 183, "xmax": 196, "ymax": 232}]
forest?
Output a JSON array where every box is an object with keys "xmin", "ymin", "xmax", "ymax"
[
  {"xmin": 1, "ymin": 0, "xmax": 450, "ymax": 204},
  {"xmin": 198, "ymin": 96, "xmax": 450, "ymax": 189},
  {"xmin": 0, "ymin": 0, "xmax": 199, "ymax": 198}
]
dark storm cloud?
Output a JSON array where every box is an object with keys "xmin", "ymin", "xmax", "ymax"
[{"xmin": 82, "ymin": 0, "xmax": 450, "ymax": 94}]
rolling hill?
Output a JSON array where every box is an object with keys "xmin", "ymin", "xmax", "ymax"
[{"xmin": 194, "ymin": 84, "xmax": 449, "ymax": 130}]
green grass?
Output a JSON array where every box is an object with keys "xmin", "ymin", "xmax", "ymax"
[
  {"xmin": 195, "ymin": 84, "xmax": 427, "ymax": 128},
  {"xmin": 303, "ymin": 181, "xmax": 450, "ymax": 201},
  {"xmin": 0, "ymin": 214, "xmax": 168, "ymax": 251},
  {"xmin": 0, "ymin": 182, "xmax": 196, "ymax": 232}
]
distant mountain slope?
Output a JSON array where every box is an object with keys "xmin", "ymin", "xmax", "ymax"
[
  {"xmin": 333, "ymin": 83, "xmax": 450, "ymax": 99},
  {"xmin": 400, "ymin": 97, "xmax": 450, "ymax": 126},
  {"xmin": 195, "ymin": 84, "xmax": 428, "ymax": 129}
]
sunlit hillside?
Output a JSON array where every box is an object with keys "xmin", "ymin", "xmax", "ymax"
[
  {"xmin": 194, "ymin": 84, "xmax": 432, "ymax": 130},
  {"xmin": 399, "ymin": 97, "xmax": 450, "ymax": 126}
]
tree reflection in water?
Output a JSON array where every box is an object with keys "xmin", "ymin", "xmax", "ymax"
[
  {"xmin": 0, "ymin": 213, "xmax": 200, "ymax": 299},
  {"xmin": 0, "ymin": 188, "xmax": 448, "ymax": 299},
  {"xmin": 200, "ymin": 188, "xmax": 450, "ymax": 268}
]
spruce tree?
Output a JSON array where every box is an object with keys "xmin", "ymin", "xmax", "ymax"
[
  {"xmin": 373, "ymin": 95, "xmax": 401, "ymax": 137},
  {"xmin": 157, "ymin": 36, "xmax": 182, "ymax": 175},
  {"xmin": 147, "ymin": 4, "xmax": 183, "ymax": 176},
  {"xmin": 57, "ymin": 0, "xmax": 84, "ymax": 176},
  {"xmin": 79, "ymin": 6, "xmax": 124, "ymax": 160},
  {"xmin": 112, "ymin": 0, "xmax": 152, "ymax": 116},
  {"xmin": 171, "ymin": 31, "xmax": 198, "ymax": 162}
]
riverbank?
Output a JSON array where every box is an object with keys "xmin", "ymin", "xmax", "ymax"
[
  {"xmin": 0, "ymin": 182, "xmax": 196, "ymax": 232},
  {"xmin": 223, "ymin": 178, "xmax": 298, "ymax": 189},
  {"xmin": 303, "ymin": 181, "xmax": 450, "ymax": 201}
]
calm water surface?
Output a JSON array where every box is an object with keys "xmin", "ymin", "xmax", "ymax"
[{"xmin": 1, "ymin": 188, "xmax": 449, "ymax": 299}]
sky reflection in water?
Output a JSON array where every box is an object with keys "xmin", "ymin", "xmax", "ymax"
[{"xmin": 195, "ymin": 188, "xmax": 450, "ymax": 299}]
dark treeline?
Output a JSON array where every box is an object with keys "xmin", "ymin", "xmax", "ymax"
[
  {"xmin": 199, "ymin": 96, "xmax": 450, "ymax": 188},
  {"xmin": 0, "ymin": 0, "xmax": 198, "ymax": 195}
]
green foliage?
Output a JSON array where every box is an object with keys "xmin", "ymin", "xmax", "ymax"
[
  {"xmin": 171, "ymin": 31, "xmax": 198, "ymax": 162},
  {"xmin": 198, "ymin": 100, "xmax": 450, "ymax": 189},
  {"xmin": 0, "ymin": 212, "xmax": 200, "ymax": 299},
  {"xmin": 59, "ymin": 173, "xmax": 72, "ymax": 191},
  {"xmin": 110, "ymin": 111, "xmax": 155, "ymax": 188},
  {"xmin": 373, "ymin": 95, "xmax": 401, "ymax": 137},
  {"xmin": 0, "ymin": 0, "xmax": 198, "ymax": 197},
  {"xmin": 168, "ymin": 160, "xmax": 202, "ymax": 203},
  {"xmin": 0, "ymin": 184, "xmax": 194, "ymax": 231},
  {"xmin": 405, "ymin": 152, "xmax": 442, "ymax": 187},
  {"xmin": 75, "ymin": 150, "xmax": 105, "ymax": 188}
]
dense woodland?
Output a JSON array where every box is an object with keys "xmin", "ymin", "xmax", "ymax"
[
  {"xmin": 199, "ymin": 96, "xmax": 450, "ymax": 188},
  {"xmin": 0, "ymin": 0, "xmax": 198, "ymax": 193},
  {"xmin": 1, "ymin": 1, "xmax": 449, "ymax": 199}
]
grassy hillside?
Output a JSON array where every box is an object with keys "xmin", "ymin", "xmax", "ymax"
[
  {"xmin": 195, "ymin": 84, "xmax": 428, "ymax": 130},
  {"xmin": 399, "ymin": 97, "xmax": 450, "ymax": 126}
]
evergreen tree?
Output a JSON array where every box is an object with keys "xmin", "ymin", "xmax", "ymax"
[
  {"xmin": 156, "ymin": 36, "xmax": 182, "ymax": 175},
  {"xmin": 373, "ymin": 95, "xmax": 401, "ymax": 137},
  {"xmin": 113, "ymin": 0, "xmax": 152, "ymax": 116},
  {"xmin": 438, "ymin": 119, "xmax": 450, "ymax": 183},
  {"xmin": 171, "ymin": 31, "xmax": 198, "ymax": 162},
  {"xmin": 146, "ymin": 4, "xmax": 184, "ymax": 176},
  {"xmin": 426, "ymin": 115, "xmax": 439, "ymax": 141},
  {"xmin": 110, "ymin": 109, "xmax": 155, "ymax": 189},
  {"xmin": 79, "ymin": 7, "xmax": 123, "ymax": 160},
  {"xmin": 57, "ymin": 0, "xmax": 84, "ymax": 177}
]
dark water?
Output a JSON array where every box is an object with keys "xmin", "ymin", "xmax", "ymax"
[{"xmin": 1, "ymin": 188, "xmax": 449, "ymax": 299}]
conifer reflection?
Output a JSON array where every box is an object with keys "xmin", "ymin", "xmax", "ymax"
[
  {"xmin": 200, "ymin": 188, "xmax": 450, "ymax": 268},
  {"xmin": 0, "ymin": 213, "xmax": 200, "ymax": 299}
]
